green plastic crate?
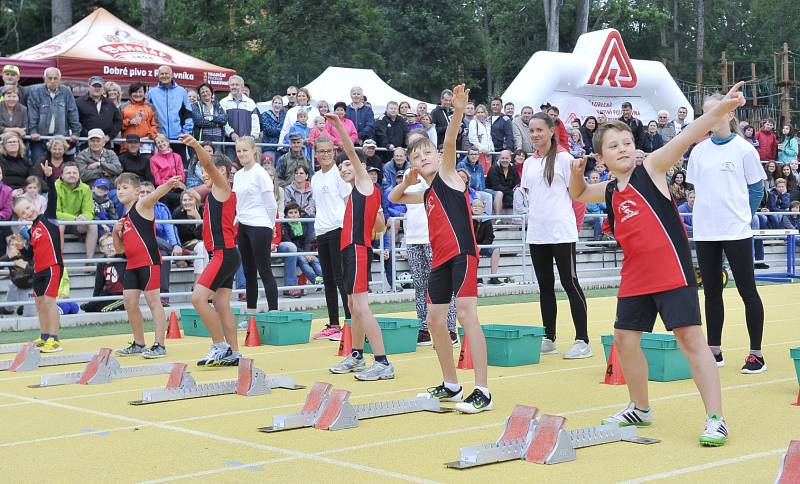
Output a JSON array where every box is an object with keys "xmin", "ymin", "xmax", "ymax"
[
  {"xmin": 458, "ymin": 325, "xmax": 546, "ymax": 367},
  {"xmin": 356, "ymin": 317, "xmax": 419, "ymax": 355},
  {"xmin": 253, "ymin": 311, "xmax": 313, "ymax": 346},
  {"xmin": 180, "ymin": 307, "xmax": 241, "ymax": 337},
  {"xmin": 600, "ymin": 333, "xmax": 692, "ymax": 382},
  {"xmin": 791, "ymin": 347, "xmax": 800, "ymax": 385}
]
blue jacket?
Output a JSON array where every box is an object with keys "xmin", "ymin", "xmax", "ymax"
[
  {"xmin": 382, "ymin": 159, "xmax": 409, "ymax": 191},
  {"xmin": 586, "ymin": 202, "xmax": 607, "ymax": 214},
  {"xmin": 26, "ymin": 85, "xmax": 81, "ymax": 137},
  {"xmin": 677, "ymin": 202, "xmax": 693, "ymax": 229},
  {"xmin": 260, "ymin": 109, "xmax": 286, "ymax": 145},
  {"xmin": 345, "ymin": 104, "xmax": 375, "ymax": 141},
  {"xmin": 782, "ymin": 213, "xmax": 800, "ymax": 230},
  {"xmin": 382, "ymin": 186, "xmax": 407, "ymax": 218},
  {"xmin": 490, "ymin": 115, "xmax": 514, "ymax": 152},
  {"xmin": 154, "ymin": 201, "xmax": 180, "ymax": 248},
  {"xmin": 457, "ymin": 157, "xmax": 488, "ymax": 191},
  {"xmin": 147, "ymin": 81, "xmax": 193, "ymax": 140},
  {"xmin": 190, "ymin": 100, "xmax": 227, "ymax": 142},
  {"xmin": 768, "ymin": 189, "xmax": 791, "ymax": 212}
]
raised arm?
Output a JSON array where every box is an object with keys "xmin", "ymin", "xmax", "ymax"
[
  {"xmin": 40, "ymin": 161, "xmax": 57, "ymax": 219},
  {"xmin": 568, "ymin": 157, "xmax": 608, "ymax": 203},
  {"xmin": 326, "ymin": 113, "xmax": 372, "ymax": 194},
  {"xmin": 387, "ymin": 168, "xmax": 425, "ymax": 205},
  {"xmin": 646, "ymin": 81, "xmax": 745, "ymax": 174},
  {"xmin": 442, "ymin": 84, "xmax": 469, "ymax": 172},
  {"xmin": 140, "ymin": 176, "xmax": 183, "ymax": 210},
  {"xmin": 179, "ymin": 133, "xmax": 229, "ymax": 194}
]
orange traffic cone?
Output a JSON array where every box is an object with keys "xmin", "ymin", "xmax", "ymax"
[
  {"xmin": 457, "ymin": 332, "xmax": 473, "ymax": 370},
  {"xmin": 601, "ymin": 343, "xmax": 626, "ymax": 385},
  {"xmin": 337, "ymin": 323, "xmax": 353, "ymax": 356},
  {"xmin": 166, "ymin": 311, "xmax": 181, "ymax": 339},
  {"xmin": 244, "ymin": 316, "xmax": 262, "ymax": 347}
]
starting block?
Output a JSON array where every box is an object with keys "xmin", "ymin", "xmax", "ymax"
[
  {"xmin": 446, "ymin": 405, "xmax": 658, "ymax": 469},
  {"xmin": 0, "ymin": 342, "xmax": 96, "ymax": 372},
  {"xmin": 129, "ymin": 358, "xmax": 304, "ymax": 405},
  {"xmin": 29, "ymin": 348, "xmax": 181, "ymax": 388},
  {"xmin": 259, "ymin": 381, "xmax": 452, "ymax": 432},
  {"xmin": 0, "ymin": 343, "xmax": 25, "ymax": 354},
  {"xmin": 776, "ymin": 440, "xmax": 800, "ymax": 484}
]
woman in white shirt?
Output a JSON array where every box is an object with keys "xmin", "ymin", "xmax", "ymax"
[
  {"xmin": 521, "ymin": 112, "xmax": 590, "ymax": 359},
  {"xmin": 686, "ymin": 94, "xmax": 767, "ymax": 374},
  {"xmin": 468, "ymin": 104, "xmax": 494, "ymax": 175},
  {"xmin": 278, "ymin": 88, "xmax": 321, "ymax": 147},
  {"xmin": 232, "ymin": 137, "xmax": 279, "ymax": 315}
]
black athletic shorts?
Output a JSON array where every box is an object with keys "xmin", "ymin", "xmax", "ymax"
[
  {"xmin": 342, "ymin": 244, "xmax": 370, "ymax": 295},
  {"xmin": 615, "ymin": 285, "xmax": 702, "ymax": 332},
  {"xmin": 32, "ymin": 264, "xmax": 62, "ymax": 298},
  {"xmin": 426, "ymin": 254, "xmax": 478, "ymax": 305},
  {"xmin": 198, "ymin": 248, "xmax": 241, "ymax": 291},
  {"xmin": 123, "ymin": 265, "xmax": 161, "ymax": 292}
]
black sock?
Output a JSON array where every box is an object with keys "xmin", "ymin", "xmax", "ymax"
[
  {"xmin": 52, "ymin": 335, "xmax": 59, "ymax": 342},
  {"xmin": 351, "ymin": 349, "xmax": 364, "ymax": 359},
  {"xmin": 40, "ymin": 333, "xmax": 49, "ymax": 341},
  {"xmin": 375, "ymin": 355, "xmax": 389, "ymax": 365}
]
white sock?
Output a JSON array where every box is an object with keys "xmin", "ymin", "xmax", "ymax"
[
  {"xmin": 213, "ymin": 342, "xmax": 230, "ymax": 351},
  {"xmin": 474, "ymin": 386, "xmax": 490, "ymax": 398},
  {"xmin": 444, "ymin": 381, "xmax": 461, "ymax": 392}
]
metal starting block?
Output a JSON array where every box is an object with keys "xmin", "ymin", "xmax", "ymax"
[
  {"xmin": 29, "ymin": 348, "xmax": 181, "ymax": 388},
  {"xmin": 259, "ymin": 381, "xmax": 453, "ymax": 433},
  {"xmin": 129, "ymin": 358, "xmax": 304, "ymax": 405},
  {"xmin": 447, "ymin": 405, "xmax": 659, "ymax": 469},
  {"xmin": 0, "ymin": 343, "xmax": 25, "ymax": 354},
  {"xmin": 0, "ymin": 342, "xmax": 96, "ymax": 372}
]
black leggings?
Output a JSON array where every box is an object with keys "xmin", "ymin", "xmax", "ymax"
[
  {"xmin": 696, "ymin": 238, "xmax": 764, "ymax": 350},
  {"xmin": 530, "ymin": 243, "xmax": 588, "ymax": 343},
  {"xmin": 238, "ymin": 224, "xmax": 278, "ymax": 311},
  {"xmin": 317, "ymin": 228, "xmax": 351, "ymax": 326}
]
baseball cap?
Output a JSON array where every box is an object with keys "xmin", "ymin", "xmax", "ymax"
[
  {"xmin": 125, "ymin": 134, "xmax": 141, "ymax": 143},
  {"xmin": 3, "ymin": 65, "xmax": 20, "ymax": 75},
  {"xmin": 396, "ymin": 170, "xmax": 405, "ymax": 177},
  {"xmin": 88, "ymin": 76, "xmax": 105, "ymax": 86},
  {"xmin": 367, "ymin": 166, "xmax": 381, "ymax": 173},
  {"xmin": 93, "ymin": 178, "xmax": 110, "ymax": 189},
  {"xmin": 87, "ymin": 128, "xmax": 105, "ymax": 139},
  {"xmin": 288, "ymin": 133, "xmax": 302, "ymax": 141},
  {"xmin": 363, "ymin": 139, "xmax": 377, "ymax": 147}
]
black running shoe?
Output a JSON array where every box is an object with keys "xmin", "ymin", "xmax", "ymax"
[
  {"xmin": 741, "ymin": 354, "xmax": 767, "ymax": 374},
  {"xmin": 455, "ymin": 388, "xmax": 494, "ymax": 414},
  {"xmin": 714, "ymin": 351, "xmax": 725, "ymax": 368},
  {"xmin": 417, "ymin": 330, "xmax": 432, "ymax": 346},
  {"xmin": 425, "ymin": 383, "xmax": 463, "ymax": 402}
]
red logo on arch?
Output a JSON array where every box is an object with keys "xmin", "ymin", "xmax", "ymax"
[{"xmin": 587, "ymin": 31, "xmax": 637, "ymax": 88}]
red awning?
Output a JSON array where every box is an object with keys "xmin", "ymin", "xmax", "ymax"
[{"xmin": 0, "ymin": 57, "xmax": 56, "ymax": 79}]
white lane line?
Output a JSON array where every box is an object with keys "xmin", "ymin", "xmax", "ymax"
[
  {"xmin": 615, "ymin": 448, "xmax": 786, "ymax": 483},
  {"xmin": 0, "ymin": 390, "xmax": 439, "ymax": 484}
]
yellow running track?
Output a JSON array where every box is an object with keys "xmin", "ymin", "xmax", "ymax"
[{"xmin": 1, "ymin": 285, "xmax": 798, "ymax": 483}]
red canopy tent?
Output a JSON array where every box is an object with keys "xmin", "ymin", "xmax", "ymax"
[
  {"xmin": 0, "ymin": 57, "xmax": 55, "ymax": 79},
  {"xmin": 9, "ymin": 8, "xmax": 235, "ymax": 90}
]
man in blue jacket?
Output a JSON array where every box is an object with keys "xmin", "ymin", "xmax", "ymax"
[
  {"xmin": 345, "ymin": 86, "xmax": 374, "ymax": 145},
  {"xmin": 27, "ymin": 67, "xmax": 81, "ymax": 163},
  {"xmin": 147, "ymin": 65, "xmax": 193, "ymax": 164},
  {"xmin": 490, "ymin": 97, "xmax": 514, "ymax": 155}
]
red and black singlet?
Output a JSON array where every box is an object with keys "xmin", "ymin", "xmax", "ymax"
[
  {"xmin": 121, "ymin": 203, "xmax": 162, "ymax": 269},
  {"xmin": 340, "ymin": 184, "xmax": 382, "ymax": 249},
  {"xmin": 203, "ymin": 191, "xmax": 238, "ymax": 251},
  {"xmin": 424, "ymin": 174, "xmax": 477, "ymax": 268},
  {"xmin": 29, "ymin": 175, "xmax": 62, "ymax": 272},
  {"xmin": 605, "ymin": 165, "xmax": 695, "ymax": 297}
]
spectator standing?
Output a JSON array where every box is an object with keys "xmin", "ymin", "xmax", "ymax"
[
  {"xmin": 325, "ymin": 102, "xmax": 358, "ymax": 148},
  {"xmin": 468, "ymin": 104, "xmax": 494, "ymax": 174},
  {"xmin": 104, "ymin": 82, "xmax": 122, "ymax": 109},
  {"xmin": 220, "ymin": 75, "xmax": 260, "ymax": 161},
  {"xmin": 512, "ymin": 106, "xmax": 534, "ymax": 153},
  {"xmin": 375, "ymin": 101, "xmax": 406, "ymax": 158},
  {"xmin": 55, "ymin": 163, "xmax": 98, "ymax": 259},
  {"xmin": 618, "ymin": 101, "xmax": 645, "ymax": 149},
  {"xmin": 76, "ymin": 76, "xmax": 122, "ymax": 141},
  {"xmin": 284, "ymin": 85, "xmax": 298, "ymax": 110},
  {"xmin": 642, "ymin": 121, "xmax": 665, "ymax": 153},
  {"xmin": 755, "ymin": 119, "xmax": 778, "ymax": 161},
  {"xmin": 742, "ymin": 125, "xmax": 759, "ymax": 148},
  {"xmin": 278, "ymin": 88, "xmax": 320, "ymax": 145},
  {"xmin": 486, "ymin": 150, "xmax": 521, "ymax": 210},
  {"xmin": 275, "ymin": 134, "xmax": 312, "ymax": 188},
  {"xmin": 0, "ymin": 86, "xmax": 27, "ymax": 136},
  {"xmin": 490, "ymin": 97, "xmax": 514, "ymax": 152},
  {"xmin": 430, "ymin": 89, "xmax": 454, "ymax": 150},
  {"xmin": 677, "ymin": 190, "xmax": 695, "ymax": 234},
  {"xmin": 581, "ymin": 116, "xmax": 598, "ymax": 156},
  {"xmin": 345, "ymin": 86, "xmax": 374, "ymax": 144},
  {"xmin": 146, "ymin": 65, "xmax": 194, "ymax": 163},
  {"xmin": 75, "ymin": 128, "xmax": 123, "ymax": 185},
  {"xmin": 656, "ymin": 110, "xmax": 677, "ymax": 143},
  {"xmin": 190, "ymin": 83, "xmax": 227, "ymax": 144},
  {"xmin": 0, "ymin": 132, "xmax": 32, "ymax": 189},
  {"xmin": 119, "ymin": 134, "xmax": 152, "ymax": 183},
  {"xmin": 584, "ymin": 171, "xmax": 606, "ymax": 240},
  {"xmin": 26, "ymin": 67, "xmax": 80, "ymax": 163},
  {"xmin": 121, "ymin": 82, "xmax": 158, "ymax": 151},
  {"xmin": 777, "ymin": 125, "xmax": 798, "ymax": 166},
  {"xmin": 672, "ymin": 106, "xmax": 689, "ymax": 134},
  {"xmin": 1, "ymin": 64, "xmax": 28, "ymax": 106},
  {"xmin": 149, "ymin": 134, "xmax": 187, "ymax": 210},
  {"xmin": 260, "ymin": 95, "xmax": 286, "ymax": 162}
]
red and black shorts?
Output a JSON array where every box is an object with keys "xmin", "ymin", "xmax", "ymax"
[
  {"xmin": 198, "ymin": 248, "xmax": 241, "ymax": 291},
  {"xmin": 615, "ymin": 285, "xmax": 702, "ymax": 332},
  {"xmin": 342, "ymin": 244, "xmax": 371, "ymax": 295},
  {"xmin": 123, "ymin": 264, "xmax": 161, "ymax": 292},
  {"xmin": 427, "ymin": 254, "xmax": 478, "ymax": 304},
  {"xmin": 32, "ymin": 264, "xmax": 62, "ymax": 298}
]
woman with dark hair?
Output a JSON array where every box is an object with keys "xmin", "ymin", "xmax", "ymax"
[
  {"xmin": 513, "ymin": 149, "xmax": 527, "ymax": 177},
  {"xmin": 260, "ymin": 95, "xmax": 286, "ymax": 162},
  {"xmin": 670, "ymin": 171, "xmax": 690, "ymax": 205},
  {"xmin": 121, "ymin": 82, "xmax": 158, "ymax": 144},
  {"xmin": 581, "ymin": 116, "xmax": 598, "ymax": 154},
  {"xmin": 520, "ymin": 112, "xmax": 590, "ymax": 360},
  {"xmin": 642, "ymin": 120, "xmax": 665, "ymax": 153},
  {"xmin": 324, "ymin": 102, "xmax": 358, "ymax": 147},
  {"xmin": 780, "ymin": 164, "xmax": 800, "ymax": 200},
  {"xmin": 777, "ymin": 124, "xmax": 798, "ymax": 166},
  {"xmin": 742, "ymin": 125, "xmax": 759, "ymax": 148},
  {"xmin": 191, "ymin": 83, "xmax": 227, "ymax": 143},
  {"xmin": 279, "ymin": 87, "xmax": 320, "ymax": 144},
  {"xmin": 763, "ymin": 160, "xmax": 779, "ymax": 189}
]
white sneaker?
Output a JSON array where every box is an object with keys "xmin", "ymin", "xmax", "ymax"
[
  {"xmin": 602, "ymin": 402, "xmax": 653, "ymax": 427},
  {"xmin": 563, "ymin": 340, "xmax": 593, "ymax": 359},
  {"xmin": 540, "ymin": 338, "xmax": 558, "ymax": 355}
]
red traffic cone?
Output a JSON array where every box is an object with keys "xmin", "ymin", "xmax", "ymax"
[
  {"xmin": 601, "ymin": 343, "xmax": 626, "ymax": 385},
  {"xmin": 793, "ymin": 389, "xmax": 800, "ymax": 407},
  {"xmin": 457, "ymin": 332, "xmax": 474, "ymax": 370},
  {"xmin": 166, "ymin": 311, "xmax": 182, "ymax": 339},
  {"xmin": 244, "ymin": 316, "xmax": 262, "ymax": 347},
  {"xmin": 337, "ymin": 323, "xmax": 353, "ymax": 356}
]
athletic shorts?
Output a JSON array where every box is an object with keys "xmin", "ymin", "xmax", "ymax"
[
  {"xmin": 615, "ymin": 285, "xmax": 702, "ymax": 332},
  {"xmin": 342, "ymin": 244, "xmax": 370, "ymax": 294},
  {"xmin": 123, "ymin": 264, "xmax": 161, "ymax": 292},
  {"xmin": 427, "ymin": 254, "xmax": 478, "ymax": 304},
  {"xmin": 32, "ymin": 264, "xmax": 62, "ymax": 298},
  {"xmin": 197, "ymin": 248, "xmax": 241, "ymax": 291}
]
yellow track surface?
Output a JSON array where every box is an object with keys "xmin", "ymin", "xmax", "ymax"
[{"xmin": 1, "ymin": 285, "xmax": 797, "ymax": 483}]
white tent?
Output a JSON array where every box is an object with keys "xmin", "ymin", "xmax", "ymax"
[
  {"xmin": 502, "ymin": 29, "xmax": 693, "ymax": 125},
  {"xmin": 302, "ymin": 66, "xmax": 428, "ymax": 117}
]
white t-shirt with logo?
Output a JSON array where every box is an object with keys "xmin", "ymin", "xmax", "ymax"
[
  {"xmin": 686, "ymin": 136, "xmax": 766, "ymax": 241},
  {"xmin": 402, "ymin": 172, "xmax": 430, "ymax": 245},
  {"xmin": 310, "ymin": 166, "xmax": 351, "ymax": 236},
  {"xmin": 521, "ymin": 151, "xmax": 578, "ymax": 244},
  {"xmin": 232, "ymin": 164, "xmax": 277, "ymax": 228}
]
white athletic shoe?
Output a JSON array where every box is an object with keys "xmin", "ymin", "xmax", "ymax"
[{"xmin": 563, "ymin": 340, "xmax": 593, "ymax": 359}]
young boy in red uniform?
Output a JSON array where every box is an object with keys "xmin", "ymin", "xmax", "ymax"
[
  {"xmin": 180, "ymin": 134, "xmax": 242, "ymax": 367},
  {"xmin": 325, "ymin": 113, "xmax": 393, "ymax": 380},
  {"xmin": 389, "ymin": 85, "xmax": 492, "ymax": 413},
  {"xmin": 568, "ymin": 82, "xmax": 747, "ymax": 446},
  {"xmin": 113, "ymin": 172, "xmax": 182, "ymax": 358},
  {"xmin": 13, "ymin": 161, "xmax": 62, "ymax": 352}
]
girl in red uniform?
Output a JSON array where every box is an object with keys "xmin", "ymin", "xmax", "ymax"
[
  {"xmin": 180, "ymin": 134, "xmax": 242, "ymax": 367},
  {"xmin": 389, "ymin": 85, "xmax": 492, "ymax": 414},
  {"xmin": 113, "ymin": 172, "xmax": 182, "ymax": 358},
  {"xmin": 325, "ymin": 113, "xmax": 393, "ymax": 380},
  {"xmin": 568, "ymin": 82, "xmax": 747, "ymax": 447}
]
